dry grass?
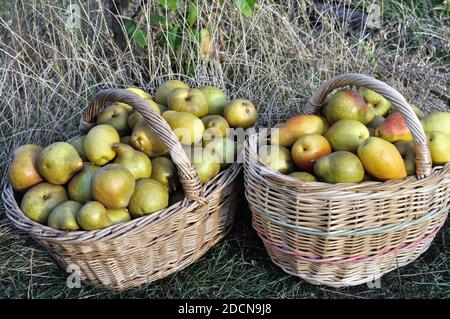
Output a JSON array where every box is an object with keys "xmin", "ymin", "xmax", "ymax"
[{"xmin": 0, "ymin": 0, "xmax": 449, "ymax": 298}]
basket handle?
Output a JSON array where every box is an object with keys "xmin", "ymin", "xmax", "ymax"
[
  {"xmin": 303, "ymin": 73, "xmax": 432, "ymax": 178},
  {"xmin": 81, "ymin": 89, "xmax": 204, "ymax": 202}
]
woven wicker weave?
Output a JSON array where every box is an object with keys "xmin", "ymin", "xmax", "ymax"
[
  {"xmin": 244, "ymin": 74, "xmax": 450, "ymax": 287},
  {"xmin": 3, "ymin": 89, "xmax": 242, "ymax": 290}
]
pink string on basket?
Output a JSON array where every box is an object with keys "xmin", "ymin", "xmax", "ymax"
[{"xmin": 253, "ymin": 222, "xmax": 444, "ymax": 265}]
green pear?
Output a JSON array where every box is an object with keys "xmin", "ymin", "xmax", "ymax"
[
  {"xmin": 8, "ymin": 144, "xmax": 44, "ymax": 192},
  {"xmin": 128, "ymin": 179, "xmax": 169, "ymax": 218},
  {"xmin": 421, "ymin": 112, "xmax": 450, "ymax": 136},
  {"xmin": 120, "ymin": 135, "xmax": 131, "ymax": 144},
  {"xmin": 77, "ymin": 201, "xmax": 113, "ymax": 230},
  {"xmin": 68, "ymin": 164, "xmax": 100, "ymax": 203},
  {"xmin": 47, "ymin": 200, "xmax": 81, "ymax": 231},
  {"xmin": 199, "ymin": 86, "xmax": 227, "ymax": 115},
  {"xmin": 325, "ymin": 119, "xmax": 370, "ymax": 153},
  {"xmin": 395, "ymin": 141, "xmax": 416, "ymax": 175},
  {"xmin": 162, "ymin": 111, "xmax": 205, "ymax": 145},
  {"xmin": 126, "ymin": 87, "xmax": 153, "ymax": 100},
  {"xmin": 314, "ymin": 151, "xmax": 365, "ymax": 183},
  {"xmin": 168, "ymin": 88, "xmax": 208, "ymax": 118},
  {"xmin": 127, "ymin": 111, "xmax": 143, "ymax": 131},
  {"xmin": 69, "ymin": 135, "xmax": 88, "ymax": 161},
  {"xmin": 106, "ymin": 208, "xmax": 131, "ymax": 224},
  {"xmin": 113, "ymin": 143, "xmax": 152, "ymax": 180},
  {"xmin": 97, "ymin": 103, "xmax": 131, "ymax": 136},
  {"xmin": 185, "ymin": 146, "xmax": 221, "ymax": 184},
  {"xmin": 38, "ymin": 142, "xmax": 83, "ymax": 184},
  {"xmin": 130, "ymin": 119, "xmax": 168, "ymax": 157},
  {"xmin": 367, "ymin": 116, "xmax": 385, "ymax": 129},
  {"xmin": 288, "ymin": 172, "xmax": 317, "ymax": 182},
  {"xmin": 358, "ymin": 87, "xmax": 392, "ymax": 117},
  {"xmin": 169, "ymin": 189, "xmax": 185, "ymax": 205},
  {"xmin": 201, "ymin": 115, "xmax": 230, "ymax": 139},
  {"xmin": 324, "ymin": 89, "xmax": 376, "ymax": 125},
  {"xmin": 258, "ymin": 144, "xmax": 294, "ymax": 174},
  {"xmin": 91, "ymin": 164, "xmax": 136, "ymax": 209},
  {"xmin": 204, "ymin": 137, "xmax": 236, "ymax": 168},
  {"xmin": 427, "ymin": 131, "xmax": 450, "ymax": 166},
  {"xmin": 21, "ymin": 182, "xmax": 68, "ymax": 224},
  {"xmin": 154, "ymin": 80, "xmax": 189, "ymax": 105},
  {"xmin": 223, "ymin": 99, "xmax": 257, "ymax": 129},
  {"xmin": 150, "ymin": 157, "xmax": 179, "ymax": 192},
  {"xmin": 84, "ymin": 124, "xmax": 120, "ymax": 166}
]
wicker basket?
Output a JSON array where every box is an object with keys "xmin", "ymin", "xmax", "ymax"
[
  {"xmin": 2, "ymin": 89, "xmax": 242, "ymax": 290},
  {"xmin": 244, "ymin": 74, "xmax": 450, "ymax": 287}
]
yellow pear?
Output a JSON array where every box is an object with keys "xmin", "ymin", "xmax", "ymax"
[
  {"xmin": 270, "ymin": 115, "xmax": 325, "ymax": 147},
  {"xmin": 38, "ymin": 142, "xmax": 83, "ymax": 184},
  {"xmin": 185, "ymin": 146, "xmax": 221, "ymax": 184},
  {"xmin": 358, "ymin": 87, "xmax": 392, "ymax": 117},
  {"xmin": 77, "ymin": 201, "xmax": 113, "ymax": 230},
  {"xmin": 199, "ymin": 86, "xmax": 227, "ymax": 115},
  {"xmin": 154, "ymin": 80, "xmax": 189, "ymax": 105},
  {"xmin": 150, "ymin": 157, "xmax": 179, "ymax": 192},
  {"xmin": 106, "ymin": 208, "xmax": 131, "ymax": 224},
  {"xmin": 325, "ymin": 119, "xmax": 370, "ymax": 153},
  {"xmin": 162, "ymin": 111, "xmax": 205, "ymax": 145},
  {"xmin": 127, "ymin": 111, "xmax": 143, "ymax": 130},
  {"xmin": 357, "ymin": 137, "xmax": 407, "ymax": 180},
  {"xmin": 8, "ymin": 144, "xmax": 44, "ymax": 192},
  {"xmin": 47, "ymin": 200, "xmax": 81, "ymax": 231},
  {"xmin": 427, "ymin": 131, "xmax": 450, "ymax": 166},
  {"xmin": 126, "ymin": 87, "xmax": 153, "ymax": 100},
  {"xmin": 167, "ymin": 88, "xmax": 208, "ymax": 117},
  {"xmin": 69, "ymin": 135, "xmax": 88, "ymax": 161},
  {"xmin": 21, "ymin": 182, "xmax": 68, "ymax": 224},
  {"xmin": 91, "ymin": 164, "xmax": 136, "ymax": 209},
  {"xmin": 223, "ymin": 99, "xmax": 257, "ymax": 129},
  {"xmin": 204, "ymin": 137, "xmax": 236, "ymax": 168},
  {"xmin": 68, "ymin": 164, "xmax": 100, "ymax": 203},
  {"xmin": 128, "ymin": 179, "xmax": 169, "ymax": 218},
  {"xmin": 258, "ymin": 144, "xmax": 294, "ymax": 174},
  {"xmin": 421, "ymin": 112, "xmax": 450, "ymax": 136},
  {"xmin": 113, "ymin": 143, "xmax": 152, "ymax": 180},
  {"xmin": 314, "ymin": 151, "xmax": 365, "ymax": 183},
  {"xmin": 395, "ymin": 141, "xmax": 416, "ymax": 175},
  {"xmin": 288, "ymin": 172, "xmax": 317, "ymax": 182},
  {"xmin": 130, "ymin": 118, "xmax": 168, "ymax": 157},
  {"xmin": 201, "ymin": 115, "xmax": 230, "ymax": 139},
  {"xmin": 84, "ymin": 124, "xmax": 120, "ymax": 166},
  {"xmin": 97, "ymin": 103, "xmax": 131, "ymax": 136}
]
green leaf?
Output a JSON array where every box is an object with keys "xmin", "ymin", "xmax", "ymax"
[
  {"xmin": 167, "ymin": 26, "xmax": 182, "ymax": 52},
  {"xmin": 187, "ymin": 2, "xmax": 198, "ymax": 27},
  {"xmin": 149, "ymin": 13, "xmax": 167, "ymax": 26},
  {"xmin": 156, "ymin": 0, "xmax": 179, "ymax": 11},
  {"xmin": 218, "ymin": 0, "xmax": 225, "ymax": 4},
  {"xmin": 235, "ymin": 0, "xmax": 255, "ymax": 17},
  {"xmin": 132, "ymin": 28, "xmax": 148, "ymax": 48},
  {"xmin": 123, "ymin": 19, "xmax": 137, "ymax": 35}
]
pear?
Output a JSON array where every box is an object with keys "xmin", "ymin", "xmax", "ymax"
[
  {"xmin": 77, "ymin": 201, "xmax": 113, "ymax": 231},
  {"xmin": 106, "ymin": 208, "xmax": 131, "ymax": 224},
  {"xmin": 120, "ymin": 136, "xmax": 131, "ymax": 144},
  {"xmin": 204, "ymin": 137, "xmax": 236, "ymax": 168},
  {"xmin": 97, "ymin": 103, "xmax": 131, "ymax": 136},
  {"xmin": 115, "ymin": 88, "xmax": 155, "ymax": 113},
  {"xmin": 169, "ymin": 189, "xmax": 185, "ymax": 205},
  {"xmin": 357, "ymin": 137, "xmax": 407, "ymax": 180},
  {"xmin": 325, "ymin": 119, "xmax": 370, "ymax": 153},
  {"xmin": 155, "ymin": 80, "xmax": 189, "ymax": 105},
  {"xmin": 395, "ymin": 141, "xmax": 416, "ymax": 175},
  {"xmin": 158, "ymin": 104, "xmax": 168, "ymax": 113},
  {"xmin": 162, "ymin": 111, "xmax": 205, "ymax": 145},
  {"xmin": 223, "ymin": 99, "xmax": 257, "ymax": 129},
  {"xmin": 21, "ymin": 182, "xmax": 68, "ymax": 224},
  {"xmin": 421, "ymin": 112, "xmax": 450, "ymax": 136},
  {"xmin": 186, "ymin": 146, "xmax": 221, "ymax": 184},
  {"xmin": 199, "ymin": 86, "xmax": 227, "ymax": 115},
  {"xmin": 358, "ymin": 87, "xmax": 392, "ymax": 117},
  {"xmin": 324, "ymin": 89, "xmax": 376, "ymax": 125},
  {"xmin": 69, "ymin": 135, "xmax": 88, "ymax": 161},
  {"xmin": 203, "ymin": 127, "xmax": 225, "ymax": 145},
  {"xmin": 270, "ymin": 115, "xmax": 326, "ymax": 148},
  {"xmin": 291, "ymin": 134, "xmax": 332, "ymax": 172},
  {"xmin": 128, "ymin": 179, "xmax": 169, "ymax": 218},
  {"xmin": 319, "ymin": 116, "xmax": 330, "ymax": 134},
  {"xmin": 427, "ymin": 131, "xmax": 450, "ymax": 166},
  {"xmin": 367, "ymin": 115, "xmax": 385, "ymax": 129},
  {"xmin": 288, "ymin": 172, "xmax": 317, "ymax": 182},
  {"xmin": 91, "ymin": 164, "xmax": 136, "ymax": 209},
  {"xmin": 167, "ymin": 88, "xmax": 208, "ymax": 117},
  {"xmin": 68, "ymin": 164, "xmax": 100, "ymax": 204},
  {"xmin": 126, "ymin": 87, "xmax": 153, "ymax": 100},
  {"xmin": 130, "ymin": 119, "xmax": 168, "ymax": 157},
  {"xmin": 113, "ymin": 143, "xmax": 152, "ymax": 180},
  {"xmin": 8, "ymin": 144, "xmax": 44, "ymax": 192},
  {"xmin": 38, "ymin": 142, "xmax": 83, "ymax": 185},
  {"xmin": 150, "ymin": 157, "xmax": 179, "ymax": 192},
  {"xmin": 314, "ymin": 151, "xmax": 365, "ymax": 183},
  {"xmin": 47, "ymin": 201, "xmax": 81, "ymax": 231},
  {"xmin": 258, "ymin": 144, "xmax": 294, "ymax": 174},
  {"xmin": 201, "ymin": 115, "xmax": 230, "ymax": 139},
  {"xmin": 128, "ymin": 111, "xmax": 143, "ymax": 131},
  {"xmin": 84, "ymin": 124, "xmax": 120, "ymax": 166},
  {"xmin": 375, "ymin": 112, "xmax": 412, "ymax": 143}
]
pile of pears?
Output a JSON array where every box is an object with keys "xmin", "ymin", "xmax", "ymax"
[
  {"xmin": 9, "ymin": 81, "xmax": 257, "ymax": 231},
  {"xmin": 264, "ymin": 87, "xmax": 450, "ymax": 183}
]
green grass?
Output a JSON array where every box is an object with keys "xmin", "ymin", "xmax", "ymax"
[{"xmin": 0, "ymin": 0, "xmax": 449, "ymax": 298}]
